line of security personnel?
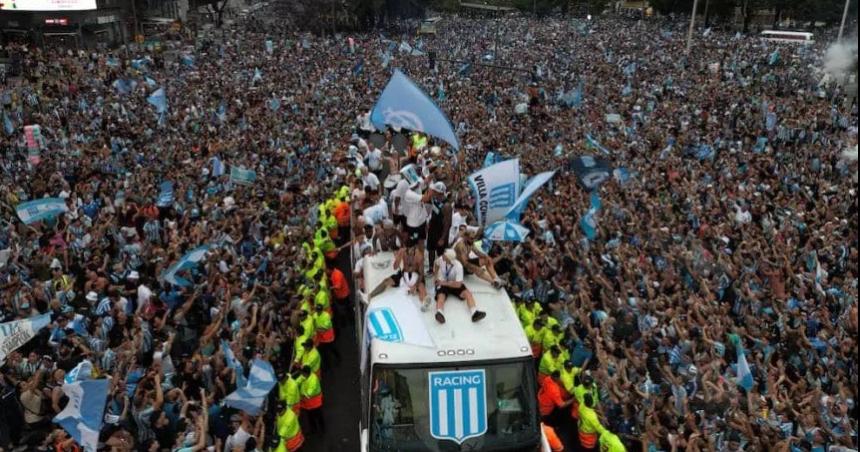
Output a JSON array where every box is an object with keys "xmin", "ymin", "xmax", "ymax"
[
  {"xmin": 273, "ymin": 187, "xmax": 352, "ymax": 452},
  {"xmin": 515, "ymin": 296, "xmax": 627, "ymax": 452}
]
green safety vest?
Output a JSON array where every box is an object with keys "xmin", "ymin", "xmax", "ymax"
[
  {"xmin": 314, "ymin": 310, "xmax": 333, "ymax": 332},
  {"xmin": 600, "ymin": 431, "xmax": 627, "ymax": 452},
  {"xmin": 538, "ymin": 352, "xmax": 561, "ymax": 376},
  {"xmin": 301, "ymin": 373, "xmax": 322, "ymax": 399},
  {"xmin": 276, "ymin": 406, "xmax": 301, "ymax": 438},
  {"xmin": 279, "ymin": 376, "xmax": 301, "ymax": 407},
  {"xmin": 300, "ymin": 347, "xmax": 321, "ymax": 374}
]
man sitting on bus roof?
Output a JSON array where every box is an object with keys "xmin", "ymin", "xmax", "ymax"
[{"xmin": 433, "ymin": 248, "xmax": 486, "ymax": 324}]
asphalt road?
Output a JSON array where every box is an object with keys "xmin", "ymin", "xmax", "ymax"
[{"xmin": 301, "ymin": 246, "xmax": 361, "ymax": 451}]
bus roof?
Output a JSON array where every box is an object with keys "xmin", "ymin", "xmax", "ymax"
[{"xmin": 362, "ymin": 252, "xmax": 531, "ymax": 367}]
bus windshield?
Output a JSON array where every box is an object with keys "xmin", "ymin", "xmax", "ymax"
[{"xmin": 369, "ymin": 359, "xmax": 539, "ymax": 451}]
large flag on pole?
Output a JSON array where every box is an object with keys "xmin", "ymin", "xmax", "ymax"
[
  {"xmin": 53, "ymin": 378, "xmax": 110, "ymax": 452},
  {"xmin": 467, "ymin": 159, "xmax": 520, "ymax": 227},
  {"xmin": 224, "ymin": 359, "xmax": 276, "ymax": 415},
  {"xmin": 0, "ymin": 313, "xmax": 51, "ymax": 363},
  {"xmin": 370, "ymin": 69, "xmax": 459, "ymax": 150},
  {"xmin": 505, "ymin": 170, "xmax": 556, "ymax": 221},
  {"xmin": 736, "ymin": 346, "xmax": 754, "ymax": 392}
]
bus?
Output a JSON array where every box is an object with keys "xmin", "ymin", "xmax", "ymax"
[
  {"xmin": 357, "ymin": 251, "xmax": 542, "ymax": 451},
  {"xmin": 760, "ymin": 30, "xmax": 814, "ymax": 44}
]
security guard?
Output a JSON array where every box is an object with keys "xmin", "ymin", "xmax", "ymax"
[
  {"xmin": 559, "ymin": 360, "xmax": 579, "ymax": 399},
  {"xmin": 275, "ymin": 401, "xmax": 304, "ymax": 452},
  {"xmin": 599, "ymin": 430, "xmax": 627, "ymax": 452},
  {"xmin": 537, "ymin": 370, "xmax": 573, "ymax": 419},
  {"xmin": 538, "ymin": 346, "xmax": 564, "ymax": 382},
  {"xmin": 524, "ymin": 318, "xmax": 546, "ymax": 358},
  {"xmin": 279, "ymin": 370, "xmax": 302, "ymax": 413},
  {"xmin": 299, "ymin": 365, "xmax": 324, "ymax": 434},
  {"xmin": 541, "ymin": 323, "xmax": 564, "ymax": 352},
  {"xmin": 298, "ymin": 339, "xmax": 322, "ymax": 376},
  {"xmin": 578, "ymin": 393, "xmax": 605, "ymax": 451},
  {"xmin": 516, "ymin": 297, "xmax": 543, "ymax": 328},
  {"xmin": 572, "ymin": 371, "xmax": 600, "ymax": 422}
]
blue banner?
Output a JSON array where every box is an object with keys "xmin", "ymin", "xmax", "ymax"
[
  {"xmin": 156, "ymin": 181, "xmax": 174, "ymax": 207},
  {"xmin": 371, "ymin": 69, "xmax": 459, "ymax": 150},
  {"xmin": 162, "ymin": 244, "xmax": 211, "ymax": 287}
]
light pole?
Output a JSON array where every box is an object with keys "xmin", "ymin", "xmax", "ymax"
[
  {"xmin": 686, "ymin": 0, "xmax": 700, "ymax": 54},
  {"xmin": 837, "ymin": 0, "xmax": 851, "ymax": 41}
]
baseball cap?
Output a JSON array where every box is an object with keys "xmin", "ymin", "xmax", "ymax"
[{"xmin": 431, "ymin": 181, "xmax": 447, "ymax": 195}]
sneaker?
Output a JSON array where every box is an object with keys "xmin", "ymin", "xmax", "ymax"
[
  {"xmin": 421, "ymin": 296, "xmax": 432, "ymax": 312},
  {"xmin": 491, "ymin": 279, "xmax": 502, "ymax": 290},
  {"xmin": 435, "ymin": 311, "xmax": 446, "ymax": 324},
  {"xmin": 471, "ymin": 310, "xmax": 487, "ymax": 322}
]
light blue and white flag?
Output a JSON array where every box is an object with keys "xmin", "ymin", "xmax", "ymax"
[
  {"xmin": 230, "ymin": 166, "xmax": 257, "ymax": 185},
  {"xmin": 482, "ymin": 151, "xmax": 499, "ymax": 168},
  {"xmin": 0, "ymin": 313, "xmax": 51, "ymax": 363},
  {"xmin": 221, "ymin": 339, "xmax": 248, "ymax": 388},
  {"xmin": 112, "ymin": 78, "xmax": 136, "ymax": 96},
  {"xmin": 224, "ymin": 359, "xmax": 276, "ymax": 415},
  {"xmin": 53, "ymin": 378, "xmax": 110, "ymax": 452},
  {"xmin": 65, "ymin": 360, "xmax": 94, "ymax": 384},
  {"xmin": 16, "ymin": 198, "xmax": 69, "ymax": 224},
  {"xmin": 585, "ymin": 134, "xmax": 612, "ymax": 155},
  {"xmin": 736, "ymin": 346, "xmax": 754, "ymax": 391},
  {"xmin": 211, "ymin": 156, "xmax": 225, "ymax": 177},
  {"xmin": 429, "ymin": 369, "xmax": 488, "ymax": 444},
  {"xmin": 265, "ymin": 39, "xmax": 274, "ymax": 54},
  {"xmin": 370, "ymin": 69, "xmax": 459, "ymax": 150},
  {"xmin": 484, "ymin": 219, "xmax": 530, "ymax": 242},
  {"xmin": 147, "ymin": 88, "xmax": 167, "ymax": 114},
  {"xmin": 467, "ymin": 158, "xmax": 520, "ymax": 226},
  {"xmin": 613, "ymin": 167, "xmax": 631, "ymax": 184},
  {"xmin": 753, "ymin": 136, "xmax": 768, "ymax": 153},
  {"xmin": 3, "ymin": 112, "xmax": 13, "ymax": 136},
  {"xmin": 580, "ymin": 208, "xmax": 599, "ymax": 241},
  {"xmin": 504, "ymin": 170, "xmax": 556, "ymax": 222},
  {"xmin": 252, "ymin": 68, "xmax": 262, "ymax": 84},
  {"xmin": 768, "ymin": 50, "xmax": 780, "ymax": 66},
  {"xmin": 590, "ymin": 191, "xmax": 602, "ymax": 211},
  {"xmin": 144, "ymin": 76, "xmax": 157, "ymax": 88},
  {"xmin": 268, "ymin": 97, "xmax": 281, "ymax": 112},
  {"xmin": 623, "ymin": 62, "xmax": 637, "ymax": 77},
  {"xmin": 156, "ymin": 181, "xmax": 174, "ymax": 207},
  {"xmin": 162, "ymin": 244, "xmax": 211, "ymax": 287}
]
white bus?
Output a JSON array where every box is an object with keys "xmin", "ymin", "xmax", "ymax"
[
  {"xmin": 761, "ymin": 30, "xmax": 815, "ymax": 44},
  {"xmin": 357, "ymin": 251, "xmax": 542, "ymax": 451}
]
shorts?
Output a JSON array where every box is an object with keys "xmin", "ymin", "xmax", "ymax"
[
  {"xmin": 406, "ymin": 223, "xmax": 426, "ymax": 247},
  {"xmin": 393, "ymin": 214, "xmax": 406, "ymax": 229},
  {"xmin": 435, "ymin": 283, "xmax": 468, "ymax": 300},
  {"xmin": 390, "ymin": 270, "xmax": 403, "ymax": 286}
]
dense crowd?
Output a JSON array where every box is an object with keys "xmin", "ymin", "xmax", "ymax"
[{"xmin": 0, "ymin": 6, "xmax": 857, "ymax": 452}]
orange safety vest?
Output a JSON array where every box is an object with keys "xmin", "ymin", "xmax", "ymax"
[
  {"xmin": 316, "ymin": 327, "xmax": 335, "ymax": 344},
  {"xmin": 301, "ymin": 392, "xmax": 323, "ymax": 410},
  {"xmin": 537, "ymin": 378, "xmax": 565, "ymax": 417},
  {"xmin": 542, "ymin": 423, "xmax": 564, "ymax": 451},
  {"xmin": 579, "ymin": 430, "xmax": 598, "ymax": 450},
  {"xmin": 286, "ymin": 430, "xmax": 305, "ymax": 451}
]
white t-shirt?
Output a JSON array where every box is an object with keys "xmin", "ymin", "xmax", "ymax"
[
  {"xmin": 448, "ymin": 211, "xmax": 466, "ymax": 245},
  {"xmin": 367, "ymin": 148, "xmax": 383, "ymax": 171},
  {"xmin": 390, "ymin": 179, "xmax": 410, "ymax": 214},
  {"xmin": 402, "ymin": 189, "xmax": 428, "ymax": 228},
  {"xmin": 436, "ymin": 258, "xmax": 464, "ymax": 283},
  {"xmin": 362, "ymin": 172, "xmax": 380, "ymax": 191}
]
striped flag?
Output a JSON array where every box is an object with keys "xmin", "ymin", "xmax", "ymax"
[{"xmin": 16, "ymin": 198, "xmax": 68, "ymax": 224}]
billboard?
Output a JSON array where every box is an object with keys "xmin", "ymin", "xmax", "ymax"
[{"xmin": 1, "ymin": 0, "xmax": 97, "ymax": 11}]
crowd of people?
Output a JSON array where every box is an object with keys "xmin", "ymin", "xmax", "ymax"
[{"xmin": 0, "ymin": 4, "xmax": 857, "ymax": 452}]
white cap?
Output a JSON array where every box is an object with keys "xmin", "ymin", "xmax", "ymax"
[
  {"xmin": 431, "ymin": 181, "xmax": 447, "ymax": 195},
  {"xmin": 50, "ymin": 258, "xmax": 62, "ymax": 269},
  {"xmin": 127, "ymin": 271, "xmax": 140, "ymax": 280},
  {"xmin": 86, "ymin": 291, "xmax": 99, "ymax": 302}
]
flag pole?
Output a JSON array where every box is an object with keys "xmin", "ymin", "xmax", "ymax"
[{"xmin": 686, "ymin": 0, "xmax": 700, "ymax": 54}]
